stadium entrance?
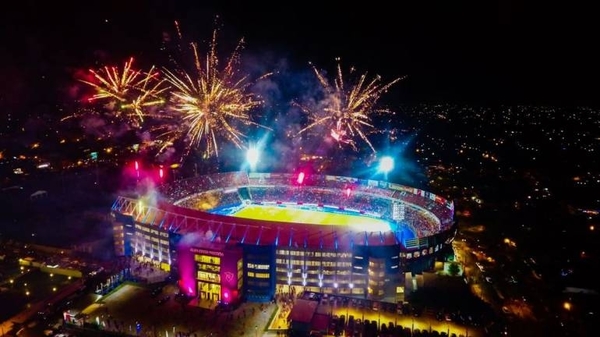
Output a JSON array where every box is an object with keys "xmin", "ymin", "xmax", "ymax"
[{"xmin": 198, "ymin": 282, "xmax": 220, "ymax": 301}]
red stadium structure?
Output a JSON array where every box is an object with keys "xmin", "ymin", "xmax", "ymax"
[{"xmin": 111, "ymin": 171, "xmax": 456, "ymax": 307}]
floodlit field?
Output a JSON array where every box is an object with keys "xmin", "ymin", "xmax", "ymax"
[{"xmin": 232, "ymin": 205, "xmax": 392, "ymax": 231}]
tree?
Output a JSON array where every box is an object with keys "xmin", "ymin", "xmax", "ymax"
[{"xmin": 447, "ymin": 263, "xmax": 461, "ymax": 277}]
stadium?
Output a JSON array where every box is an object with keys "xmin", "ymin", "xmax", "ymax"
[{"xmin": 110, "ymin": 170, "xmax": 456, "ymax": 306}]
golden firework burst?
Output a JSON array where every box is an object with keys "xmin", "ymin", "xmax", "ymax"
[
  {"xmin": 80, "ymin": 57, "xmax": 168, "ymax": 128},
  {"xmin": 163, "ymin": 29, "xmax": 271, "ymax": 158},
  {"xmin": 295, "ymin": 58, "xmax": 404, "ymax": 153}
]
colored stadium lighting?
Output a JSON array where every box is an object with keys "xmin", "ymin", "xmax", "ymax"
[
  {"xmin": 134, "ymin": 161, "xmax": 139, "ymax": 171},
  {"xmin": 159, "ymin": 167, "xmax": 164, "ymax": 179},
  {"xmin": 246, "ymin": 147, "xmax": 260, "ymax": 170},
  {"xmin": 297, "ymin": 172, "xmax": 305, "ymax": 184},
  {"xmin": 379, "ymin": 156, "xmax": 394, "ymax": 173},
  {"xmin": 112, "ymin": 171, "xmax": 455, "ymax": 306}
]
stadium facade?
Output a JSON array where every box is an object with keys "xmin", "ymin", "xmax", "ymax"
[{"xmin": 110, "ymin": 171, "xmax": 456, "ymax": 305}]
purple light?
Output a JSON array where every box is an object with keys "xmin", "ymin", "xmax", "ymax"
[{"xmin": 177, "ymin": 244, "xmax": 197, "ymax": 297}]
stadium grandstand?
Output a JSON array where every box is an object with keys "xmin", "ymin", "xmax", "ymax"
[{"xmin": 110, "ymin": 171, "xmax": 456, "ymax": 305}]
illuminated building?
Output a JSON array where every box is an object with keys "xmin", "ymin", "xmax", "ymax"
[{"xmin": 110, "ymin": 171, "xmax": 456, "ymax": 305}]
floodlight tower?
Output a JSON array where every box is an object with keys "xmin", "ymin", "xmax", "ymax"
[
  {"xmin": 379, "ymin": 156, "xmax": 394, "ymax": 180},
  {"xmin": 246, "ymin": 147, "xmax": 260, "ymax": 172}
]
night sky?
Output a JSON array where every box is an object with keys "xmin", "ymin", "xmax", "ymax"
[{"xmin": 1, "ymin": 0, "xmax": 599, "ymax": 120}]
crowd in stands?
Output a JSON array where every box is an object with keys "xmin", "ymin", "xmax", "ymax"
[
  {"xmin": 220, "ymin": 191, "xmax": 245, "ymax": 207},
  {"xmin": 351, "ymin": 183, "xmax": 397, "ymax": 199},
  {"xmin": 158, "ymin": 172, "xmax": 250, "ymax": 202},
  {"xmin": 156, "ymin": 172, "xmax": 454, "ymax": 239},
  {"xmin": 392, "ymin": 191, "xmax": 454, "ymax": 231},
  {"xmin": 400, "ymin": 209, "xmax": 433, "ymax": 238},
  {"xmin": 176, "ymin": 189, "xmax": 244, "ymax": 211},
  {"xmin": 247, "ymin": 173, "xmax": 289, "ymax": 186}
]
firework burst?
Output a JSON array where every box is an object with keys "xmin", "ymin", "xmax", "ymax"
[
  {"xmin": 295, "ymin": 58, "xmax": 404, "ymax": 153},
  {"xmin": 162, "ymin": 29, "xmax": 271, "ymax": 158},
  {"xmin": 79, "ymin": 57, "xmax": 168, "ymax": 128}
]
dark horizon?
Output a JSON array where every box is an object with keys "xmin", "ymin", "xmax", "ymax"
[{"xmin": 1, "ymin": 0, "xmax": 599, "ymax": 120}]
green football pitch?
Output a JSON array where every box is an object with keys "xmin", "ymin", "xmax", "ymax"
[{"xmin": 231, "ymin": 205, "xmax": 391, "ymax": 231}]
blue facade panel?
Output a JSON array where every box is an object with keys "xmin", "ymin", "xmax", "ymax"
[{"xmin": 243, "ymin": 244, "xmax": 276, "ymax": 302}]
